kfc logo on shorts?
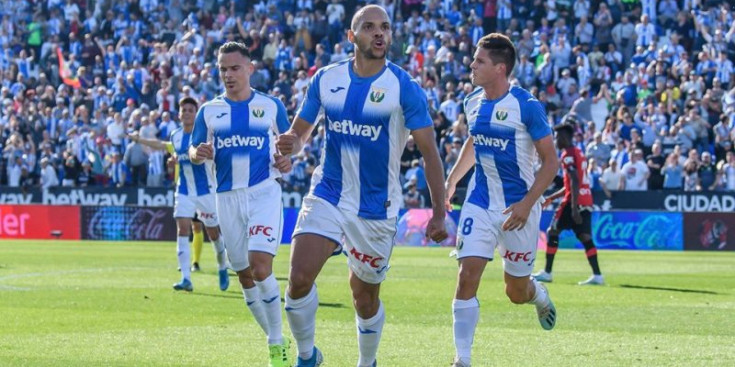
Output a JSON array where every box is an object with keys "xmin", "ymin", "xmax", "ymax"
[
  {"xmin": 502, "ymin": 250, "xmax": 533, "ymax": 262},
  {"xmin": 249, "ymin": 225, "xmax": 273, "ymax": 237},
  {"xmin": 199, "ymin": 212, "xmax": 216, "ymax": 219},
  {"xmin": 349, "ymin": 248, "xmax": 384, "ymax": 268}
]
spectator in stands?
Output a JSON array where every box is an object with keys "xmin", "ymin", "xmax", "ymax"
[
  {"xmin": 646, "ymin": 142, "xmax": 666, "ymax": 190},
  {"xmin": 78, "ymin": 161, "xmax": 95, "ymax": 187},
  {"xmin": 62, "ymin": 149, "xmax": 81, "ymax": 187},
  {"xmin": 123, "ymin": 136, "xmax": 148, "ymax": 186},
  {"xmin": 108, "ymin": 151, "xmax": 127, "ymax": 188},
  {"xmin": 586, "ymin": 132, "xmax": 611, "ymax": 167},
  {"xmin": 599, "ymin": 158, "xmax": 623, "ymax": 198},
  {"xmin": 663, "ymin": 153, "xmax": 684, "ymax": 190},
  {"xmin": 7, "ymin": 155, "xmax": 23, "ymax": 187},
  {"xmin": 697, "ymin": 152, "xmax": 719, "ymax": 191},
  {"xmin": 39, "ymin": 157, "xmax": 59, "ymax": 189},
  {"xmin": 621, "ymin": 149, "xmax": 650, "ymax": 191},
  {"xmin": 403, "ymin": 182, "xmax": 422, "ymax": 209},
  {"xmin": 720, "ymin": 152, "xmax": 735, "ymax": 191}
]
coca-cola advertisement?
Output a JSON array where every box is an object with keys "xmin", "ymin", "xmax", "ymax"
[
  {"xmin": 81, "ymin": 206, "xmax": 176, "ymax": 241},
  {"xmin": 549, "ymin": 211, "xmax": 683, "ymax": 251},
  {"xmin": 683, "ymin": 213, "xmax": 735, "ymax": 251}
]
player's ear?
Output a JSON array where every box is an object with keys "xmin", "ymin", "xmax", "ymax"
[{"xmin": 347, "ymin": 29, "xmax": 355, "ymax": 43}]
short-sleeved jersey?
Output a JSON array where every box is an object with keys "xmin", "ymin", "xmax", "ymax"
[
  {"xmin": 560, "ymin": 146, "xmax": 594, "ymax": 207},
  {"xmin": 191, "ymin": 90, "xmax": 291, "ymax": 193},
  {"xmin": 297, "ymin": 59, "xmax": 432, "ymax": 220},
  {"xmin": 464, "ymin": 86, "xmax": 552, "ymax": 210},
  {"xmin": 170, "ymin": 128, "xmax": 215, "ymax": 196}
]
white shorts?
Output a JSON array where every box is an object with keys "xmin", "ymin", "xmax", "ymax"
[
  {"xmin": 216, "ymin": 180, "xmax": 283, "ymax": 272},
  {"xmin": 455, "ymin": 202, "xmax": 541, "ymax": 277},
  {"xmin": 293, "ymin": 196, "xmax": 397, "ymax": 284},
  {"xmin": 174, "ymin": 193, "xmax": 218, "ymax": 227}
]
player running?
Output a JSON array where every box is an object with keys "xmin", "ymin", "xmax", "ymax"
[
  {"xmin": 444, "ymin": 33, "xmax": 559, "ymax": 367},
  {"xmin": 533, "ymin": 123, "xmax": 604, "ymax": 285},
  {"xmin": 276, "ymin": 5, "xmax": 448, "ymax": 367},
  {"xmin": 129, "ymin": 97, "xmax": 229, "ymax": 292},
  {"xmin": 189, "ymin": 42, "xmax": 293, "ymax": 367}
]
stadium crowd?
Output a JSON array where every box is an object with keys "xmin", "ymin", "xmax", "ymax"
[{"xmin": 1, "ymin": 0, "xmax": 735, "ymax": 207}]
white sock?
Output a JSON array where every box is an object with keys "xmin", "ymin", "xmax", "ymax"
[
  {"xmin": 242, "ymin": 286, "xmax": 269, "ymax": 336},
  {"xmin": 529, "ymin": 278, "xmax": 550, "ymax": 307},
  {"xmin": 453, "ymin": 297, "xmax": 479, "ymax": 365},
  {"xmin": 256, "ymin": 273, "xmax": 283, "ymax": 345},
  {"xmin": 285, "ymin": 284, "xmax": 318, "ymax": 360},
  {"xmin": 356, "ymin": 301, "xmax": 385, "ymax": 367},
  {"xmin": 212, "ymin": 237, "xmax": 228, "ymax": 270},
  {"xmin": 177, "ymin": 236, "xmax": 191, "ymax": 281}
]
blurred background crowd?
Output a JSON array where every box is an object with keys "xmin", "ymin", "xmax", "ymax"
[{"xmin": 1, "ymin": 0, "xmax": 734, "ymax": 208}]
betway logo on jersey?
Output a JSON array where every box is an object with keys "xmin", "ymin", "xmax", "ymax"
[
  {"xmin": 473, "ymin": 134, "xmax": 509, "ymax": 151},
  {"xmin": 216, "ymin": 135, "xmax": 265, "ymax": 149},
  {"xmin": 327, "ymin": 118, "xmax": 382, "ymax": 142}
]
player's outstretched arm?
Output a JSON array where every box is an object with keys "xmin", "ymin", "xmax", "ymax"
[
  {"xmin": 128, "ymin": 132, "xmax": 167, "ymax": 150},
  {"xmin": 412, "ymin": 126, "xmax": 448, "ymax": 242},
  {"xmin": 276, "ymin": 117, "xmax": 315, "ymax": 156},
  {"xmin": 444, "ymin": 136, "xmax": 476, "ymax": 211}
]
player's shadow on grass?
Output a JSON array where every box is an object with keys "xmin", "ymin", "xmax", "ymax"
[{"xmin": 619, "ymin": 284, "xmax": 721, "ymax": 295}]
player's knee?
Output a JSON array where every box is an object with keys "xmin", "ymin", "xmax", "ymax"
[
  {"xmin": 177, "ymin": 227, "xmax": 191, "ymax": 236},
  {"xmin": 287, "ymin": 269, "xmax": 314, "ymax": 298},
  {"xmin": 251, "ymin": 265, "xmax": 271, "ymax": 282},
  {"xmin": 505, "ymin": 284, "xmax": 529, "ymax": 304},
  {"xmin": 237, "ymin": 269, "xmax": 255, "ymax": 288},
  {"xmin": 457, "ymin": 270, "xmax": 481, "ymax": 294},
  {"xmin": 205, "ymin": 227, "xmax": 219, "ymax": 241},
  {"xmin": 352, "ymin": 291, "xmax": 379, "ymax": 317}
]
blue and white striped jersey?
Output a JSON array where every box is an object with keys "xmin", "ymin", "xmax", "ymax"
[
  {"xmin": 191, "ymin": 90, "xmax": 290, "ymax": 193},
  {"xmin": 170, "ymin": 128, "xmax": 215, "ymax": 196},
  {"xmin": 297, "ymin": 59, "xmax": 432, "ymax": 220},
  {"xmin": 464, "ymin": 86, "xmax": 551, "ymax": 210}
]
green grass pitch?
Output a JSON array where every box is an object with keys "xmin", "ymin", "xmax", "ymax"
[{"xmin": 1, "ymin": 240, "xmax": 734, "ymax": 366}]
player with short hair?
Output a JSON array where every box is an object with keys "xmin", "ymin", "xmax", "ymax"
[
  {"xmin": 533, "ymin": 123, "xmax": 604, "ymax": 285},
  {"xmin": 444, "ymin": 33, "xmax": 559, "ymax": 367},
  {"xmin": 276, "ymin": 5, "xmax": 448, "ymax": 367},
  {"xmin": 129, "ymin": 97, "xmax": 230, "ymax": 292},
  {"xmin": 188, "ymin": 42, "xmax": 293, "ymax": 367}
]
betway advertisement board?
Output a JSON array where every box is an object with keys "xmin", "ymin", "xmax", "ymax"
[{"xmin": 2, "ymin": 187, "xmax": 732, "ymax": 212}]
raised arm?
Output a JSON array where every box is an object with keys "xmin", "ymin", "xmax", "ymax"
[{"xmin": 129, "ymin": 131, "xmax": 167, "ymax": 150}]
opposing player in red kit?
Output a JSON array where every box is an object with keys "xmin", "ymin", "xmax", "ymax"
[{"xmin": 533, "ymin": 123, "xmax": 604, "ymax": 285}]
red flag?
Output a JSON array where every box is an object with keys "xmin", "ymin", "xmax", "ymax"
[{"xmin": 56, "ymin": 47, "xmax": 81, "ymax": 89}]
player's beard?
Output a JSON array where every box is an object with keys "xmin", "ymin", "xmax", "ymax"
[{"xmin": 358, "ymin": 38, "xmax": 390, "ymax": 60}]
